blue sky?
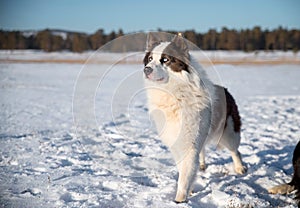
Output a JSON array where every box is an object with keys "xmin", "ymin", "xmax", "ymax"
[{"xmin": 0, "ymin": 0, "xmax": 299, "ymax": 34}]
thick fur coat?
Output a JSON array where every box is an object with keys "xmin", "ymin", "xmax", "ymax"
[{"xmin": 143, "ymin": 32, "xmax": 246, "ymax": 202}]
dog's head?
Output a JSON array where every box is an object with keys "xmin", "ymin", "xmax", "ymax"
[{"xmin": 143, "ymin": 33, "xmax": 190, "ymax": 84}]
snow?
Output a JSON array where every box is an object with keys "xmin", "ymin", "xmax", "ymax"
[
  {"xmin": 22, "ymin": 31, "xmax": 38, "ymax": 38},
  {"xmin": 0, "ymin": 51, "xmax": 300, "ymax": 207},
  {"xmin": 22, "ymin": 30, "xmax": 69, "ymax": 40},
  {"xmin": 51, "ymin": 31, "xmax": 68, "ymax": 40},
  {"xmin": 1, "ymin": 50, "xmax": 299, "ymax": 65}
]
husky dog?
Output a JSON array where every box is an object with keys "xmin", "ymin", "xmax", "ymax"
[
  {"xmin": 143, "ymin": 32, "xmax": 246, "ymax": 203},
  {"xmin": 268, "ymin": 140, "xmax": 300, "ymax": 207}
]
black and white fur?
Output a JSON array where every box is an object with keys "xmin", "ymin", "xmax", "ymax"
[
  {"xmin": 143, "ymin": 32, "xmax": 246, "ymax": 203},
  {"xmin": 268, "ymin": 140, "xmax": 300, "ymax": 207}
]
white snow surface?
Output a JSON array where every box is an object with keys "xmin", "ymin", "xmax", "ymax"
[
  {"xmin": 1, "ymin": 50, "xmax": 299, "ymax": 64},
  {"xmin": 0, "ymin": 51, "xmax": 300, "ymax": 208}
]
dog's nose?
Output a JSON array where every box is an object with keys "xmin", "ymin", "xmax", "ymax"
[{"xmin": 144, "ymin": 67, "xmax": 153, "ymax": 76}]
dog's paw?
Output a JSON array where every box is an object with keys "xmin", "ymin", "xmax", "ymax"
[
  {"xmin": 199, "ymin": 163, "xmax": 206, "ymax": 171},
  {"xmin": 174, "ymin": 192, "xmax": 188, "ymax": 203},
  {"xmin": 189, "ymin": 188, "xmax": 195, "ymax": 196},
  {"xmin": 235, "ymin": 166, "xmax": 247, "ymax": 175},
  {"xmin": 174, "ymin": 199, "xmax": 188, "ymax": 204},
  {"xmin": 268, "ymin": 184, "xmax": 295, "ymax": 194}
]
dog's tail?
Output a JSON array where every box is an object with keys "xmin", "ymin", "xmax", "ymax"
[{"xmin": 224, "ymin": 88, "xmax": 241, "ymax": 132}]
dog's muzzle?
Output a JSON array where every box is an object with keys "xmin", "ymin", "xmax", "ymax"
[{"xmin": 144, "ymin": 67, "xmax": 153, "ymax": 77}]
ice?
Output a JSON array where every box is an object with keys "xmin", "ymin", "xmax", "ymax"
[{"xmin": 0, "ymin": 51, "xmax": 300, "ymax": 207}]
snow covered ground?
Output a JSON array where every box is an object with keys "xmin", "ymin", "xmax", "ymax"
[
  {"xmin": 1, "ymin": 50, "xmax": 299, "ymax": 65},
  {"xmin": 0, "ymin": 51, "xmax": 300, "ymax": 208}
]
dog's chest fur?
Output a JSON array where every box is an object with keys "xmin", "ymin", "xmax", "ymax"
[{"xmin": 146, "ymin": 78, "xmax": 210, "ymax": 147}]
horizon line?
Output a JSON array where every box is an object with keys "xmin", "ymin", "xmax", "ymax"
[{"xmin": 1, "ymin": 25, "xmax": 300, "ymax": 34}]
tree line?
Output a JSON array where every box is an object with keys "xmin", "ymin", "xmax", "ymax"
[{"xmin": 0, "ymin": 26, "xmax": 299, "ymax": 52}]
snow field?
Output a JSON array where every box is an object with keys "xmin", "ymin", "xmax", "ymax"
[{"xmin": 0, "ymin": 51, "xmax": 300, "ymax": 207}]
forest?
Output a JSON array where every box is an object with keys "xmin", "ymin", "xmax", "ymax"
[{"xmin": 0, "ymin": 26, "xmax": 299, "ymax": 52}]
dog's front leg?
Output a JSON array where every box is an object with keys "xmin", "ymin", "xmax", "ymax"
[
  {"xmin": 173, "ymin": 108, "xmax": 210, "ymax": 203},
  {"xmin": 174, "ymin": 149, "xmax": 199, "ymax": 203}
]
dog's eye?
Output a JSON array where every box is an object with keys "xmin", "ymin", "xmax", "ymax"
[
  {"xmin": 148, "ymin": 56, "xmax": 153, "ymax": 62},
  {"xmin": 162, "ymin": 57, "xmax": 169, "ymax": 63}
]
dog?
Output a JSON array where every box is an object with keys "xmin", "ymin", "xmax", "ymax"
[
  {"xmin": 268, "ymin": 140, "xmax": 300, "ymax": 207},
  {"xmin": 143, "ymin": 32, "xmax": 246, "ymax": 203}
]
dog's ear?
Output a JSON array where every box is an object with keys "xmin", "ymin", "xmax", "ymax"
[
  {"xmin": 146, "ymin": 32, "xmax": 161, "ymax": 52},
  {"xmin": 172, "ymin": 33, "xmax": 189, "ymax": 57}
]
